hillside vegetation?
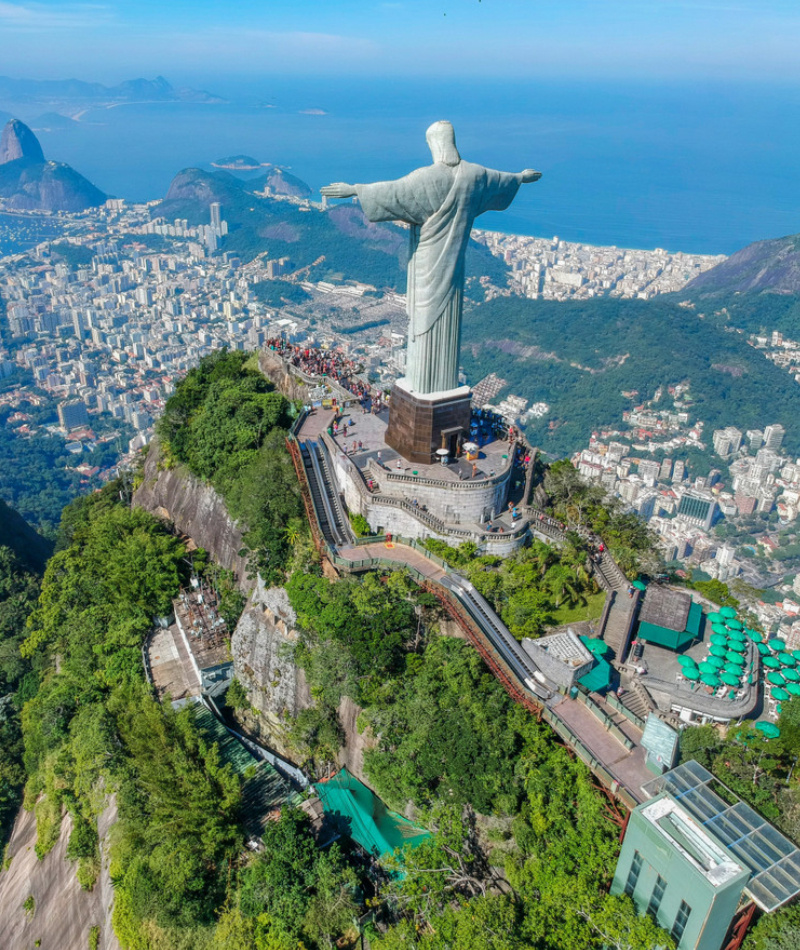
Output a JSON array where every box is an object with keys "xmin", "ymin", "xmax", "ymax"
[
  {"xmin": 461, "ymin": 293, "xmax": 800, "ymax": 457},
  {"xmin": 159, "ymin": 167, "xmax": 509, "ymax": 294}
]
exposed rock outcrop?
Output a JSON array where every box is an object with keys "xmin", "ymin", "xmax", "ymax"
[
  {"xmin": 0, "ymin": 117, "xmax": 44, "ymax": 164},
  {"xmin": 232, "ymin": 582, "xmax": 311, "ymax": 756},
  {"xmin": 133, "ymin": 438, "xmax": 252, "ymax": 591},
  {"xmin": 258, "ymin": 348, "xmax": 311, "ymax": 401},
  {"xmin": 231, "ymin": 580, "xmax": 377, "ymax": 782},
  {"xmin": 0, "ymin": 800, "xmax": 119, "ymax": 950},
  {"xmin": 0, "ymin": 118, "xmax": 106, "ymax": 211}
]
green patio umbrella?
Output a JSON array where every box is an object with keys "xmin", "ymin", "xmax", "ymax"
[
  {"xmin": 726, "ymin": 651, "xmax": 746, "ymax": 665},
  {"xmin": 677, "ymin": 654, "xmax": 697, "ymax": 667},
  {"xmin": 783, "ymin": 667, "xmax": 800, "ymax": 682},
  {"xmin": 709, "ymin": 645, "xmax": 728, "ymax": 658},
  {"xmin": 701, "ymin": 672, "xmax": 721, "ymax": 688},
  {"xmin": 725, "ymin": 661, "xmax": 744, "ymax": 675},
  {"xmin": 727, "ymin": 618, "xmax": 744, "ymax": 631},
  {"xmin": 757, "ymin": 642, "xmax": 771, "ymax": 656},
  {"xmin": 755, "ymin": 721, "xmax": 781, "ymax": 738},
  {"xmin": 720, "ymin": 606, "xmax": 737, "ymax": 619},
  {"xmin": 711, "ymin": 623, "xmax": 728, "ymax": 636},
  {"xmin": 683, "ymin": 666, "xmax": 700, "ymax": 681},
  {"xmin": 772, "ymin": 687, "xmax": 790, "ymax": 702},
  {"xmin": 793, "ymin": 650, "xmax": 800, "ymax": 662},
  {"xmin": 766, "ymin": 671, "xmax": 786, "ymax": 687},
  {"xmin": 745, "ymin": 628, "xmax": 763, "ymax": 642},
  {"xmin": 763, "ymin": 655, "xmax": 782, "ymax": 669},
  {"xmin": 770, "ymin": 638, "xmax": 786, "ymax": 652},
  {"xmin": 787, "ymin": 682, "xmax": 800, "ymax": 697},
  {"xmin": 727, "ymin": 639, "xmax": 747, "ymax": 653},
  {"xmin": 779, "ymin": 653, "xmax": 797, "ymax": 667},
  {"xmin": 710, "ymin": 634, "xmax": 729, "ymax": 647},
  {"xmin": 707, "ymin": 612, "xmax": 724, "ymax": 622},
  {"xmin": 706, "ymin": 656, "xmax": 725, "ymax": 670},
  {"xmin": 633, "ymin": 579, "xmax": 647, "ymax": 591},
  {"xmin": 700, "ymin": 661, "xmax": 719, "ymax": 675},
  {"xmin": 720, "ymin": 671, "xmax": 740, "ymax": 687}
]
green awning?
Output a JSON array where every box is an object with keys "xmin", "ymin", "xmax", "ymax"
[
  {"xmin": 638, "ymin": 621, "xmax": 695, "ymax": 651},
  {"xmin": 579, "ymin": 655, "xmax": 614, "ymax": 693},
  {"xmin": 315, "ymin": 768, "xmax": 430, "ymax": 859}
]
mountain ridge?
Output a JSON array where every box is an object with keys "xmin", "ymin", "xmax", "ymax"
[
  {"xmin": 0, "ymin": 118, "xmax": 106, "ymax": 211},
  {"xmin": 686, "ymin": 231, "xmax": 800, "ymax": 296}
]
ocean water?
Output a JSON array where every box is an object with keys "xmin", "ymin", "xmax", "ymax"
[{"xmin": 24, "ymin": 77, "xmax": 800, "ymax": 256}]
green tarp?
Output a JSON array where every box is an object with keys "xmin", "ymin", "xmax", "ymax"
[
  {"xmin": 315, "ymin": 768, "xmax": 430, "ymax": 859},
  {"xmin": 578, "ymin": 656, "xmax": 614, "ymax": 693}
]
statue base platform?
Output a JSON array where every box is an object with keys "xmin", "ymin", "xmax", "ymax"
[{"xmin": 385, "ymin": 380, "xmax": 472, "ymax": 465}]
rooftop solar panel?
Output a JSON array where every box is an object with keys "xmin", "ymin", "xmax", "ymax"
[{"xmin": 642, "ymin": 761, "xmax": 800, "ymax": 912}]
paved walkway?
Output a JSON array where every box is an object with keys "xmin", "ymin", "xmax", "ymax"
[
  {"xmin": 334, "ymin": 540, "xmax": 654, "ymax": 803},
  {"xmin": 551, "ymin": 695, "xmax": 651, "ymax": 801},
  {"xmin": 148, "ymin": 624, "xmax": 200, "ymax": 702}
]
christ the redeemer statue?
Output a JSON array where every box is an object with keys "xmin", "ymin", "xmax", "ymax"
[{"xmin": 322, "ymin": 121, "xmax": 541, "ymax": 395}]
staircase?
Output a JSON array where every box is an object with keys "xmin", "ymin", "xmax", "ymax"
[{"xmin": 618, "ymin": 681, "xmax": 654, "ymax": 723}]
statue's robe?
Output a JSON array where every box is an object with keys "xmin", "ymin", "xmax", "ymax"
[{"xmin": 356, "ymin": 161, "xmax": 521, "ymax": 395}]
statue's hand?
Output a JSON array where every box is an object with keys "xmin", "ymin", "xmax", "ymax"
[
  {"xmin": 520, "ymin": 169, "xmax": 542, "ymax": 183},
  {"xmin": 321, "ymin": 182, "xmax": 357, "ymax": 198}
]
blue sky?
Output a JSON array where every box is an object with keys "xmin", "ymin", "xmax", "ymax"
[{"xmin": 1, "ymin": 1, "xmax": 800, "ymax": 82}]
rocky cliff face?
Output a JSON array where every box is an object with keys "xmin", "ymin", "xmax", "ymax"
[
  {"xmin": 133, "ymin": 438, "xmax": 252, "ymax": 590},
  {"xmin": 0, "ymin": 800, "xmax": 119, "ymax": 950},
  {"xmin": 232, "ymin": 582, "xmax": 310, "ymax": 755},
  {"xmin": 0, "ymin": 118, "xmax": 45, "ymax": 164},
  {"xmin": 133, "ymin": 438, "xmax": 376, "ymax": 782},
  {"xmin": 0, "ymin": 118, "xmax": 106, "ymax": 211},
  {"xmin": 258, "ymin": 348, "xmax": 311, "ymax": 401}
]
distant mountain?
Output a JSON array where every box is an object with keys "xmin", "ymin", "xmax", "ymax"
[
  {"xmin": 159, "ymin": 167, "xmax": 507, "ymax": 292},
  {"xmin": 0, "ymin": 118, "xmax": 44, "ymax": 164},
  {"xmin": 685, "ymin": 232, "xmax": 800, "ymax": 296},
  {"xmin": 0, "ymin": 118, "xmax": 106, "ymax": 211},
  {"xmin": 0, "ymin": 74, "xmax": 224, "ymax": 105},
  {"xmin": 0, "ymin": 498, "xmax": 53, "ymax": 572},
  {"xmin": 211, "ymin": 155, "xmax": 264, "ymax": 170}
]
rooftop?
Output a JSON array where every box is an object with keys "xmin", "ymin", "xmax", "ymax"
[
  {"xmin": 642, "ymin": 761, "xmax": 800, "ymax": 912},
  {"xmin": 639, "ymin": 585, "xmax": 692, "ymax": 632},
  {"xmin": 642, "ymin": 795, "xmax": 745, "ymax": 887}
]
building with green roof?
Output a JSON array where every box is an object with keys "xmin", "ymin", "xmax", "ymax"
[{"xmin": 635, "ymin": 586, "xmax": 703, "ymax": 651}]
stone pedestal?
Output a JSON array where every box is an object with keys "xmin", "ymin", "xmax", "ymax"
[{"xmin": 385, "ymin": 380, "xmax": 472, "ymax": 465}]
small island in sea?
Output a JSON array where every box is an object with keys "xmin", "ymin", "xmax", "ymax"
[{"xmin": 211, "ymin": 155, "xmax": 269, "ymax": 170}]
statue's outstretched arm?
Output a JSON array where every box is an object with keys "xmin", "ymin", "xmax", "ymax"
[
  {"xmin": 321, "ymin": 182, "xmax": 357, "ymax": 198},
  {"xmin": 520, "ymin": 169, "xmax": 542, "ymax": 183}
]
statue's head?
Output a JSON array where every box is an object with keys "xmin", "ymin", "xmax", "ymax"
[{"xmin": 426, "ymin": 121, "xmax": 460, "ymax": 166}]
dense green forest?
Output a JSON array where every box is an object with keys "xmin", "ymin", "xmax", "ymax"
[
  {"xmin": 460, "ymin": 292, "xmax": 800, "ymax": 457},
  {"xmin": 156, "ymin": 349, "xmax": 307, "ymax": 584},
  {"xmin": 284, "ymin": 567, "xmax": 672, "ymax": 950}
]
